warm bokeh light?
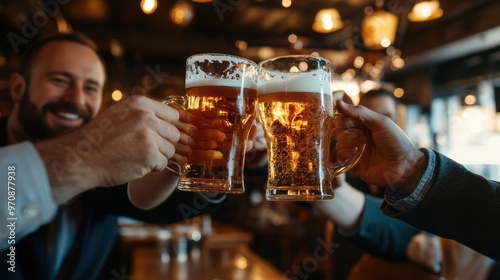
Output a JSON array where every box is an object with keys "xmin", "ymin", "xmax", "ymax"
[
  {"xmin": 235, "ymin": 40, "xmax": 247, "ymax": 51},
  {"xmin": 234, "ymin": 255, "xmax": 249, "ymax": 269},
  {"xmin": 341, "ymin": 69, "xmax": 356, "ymax": 82},
  {"xmin": 109, "ymin": 39, "xmax": 124, "ymax": 58},
  {"xmin": 291, "ymin": 39, "xmax": 303, "ymax": 51},
  {"xmin": 282, "ymin": 0, "xmax": 292, "ymax": 8},
  {"xmin": 170, "ymin": 1, "xmax": 194, "ymax": 27},
  {"xmin": 111, "ymin": 90, "xmax": 123, "ymax": 101},
  {"xmin": 464, "ymin": 94, "xmax": 477, "ymax": 105},
  {"xmin": 408, "ymin": 1, "xmax": 443, "ymax": 22},
  {"xmin": 360, "ymin": 80, "xmax": 379, "ymax": 93},
  {"xmin": 394, "ymin": 87, "xmax": 404, "ymax": 98},
  {"xmin": 141, "ymin": 0, "xmax": 157, "ymax": 14},
  {"xmin": 312, "ymin": 8, "xmax": 344, "ymax": 33},
  {"xmin": 380, "ymin": 37, "xmax": 392, "ymax": 48},
  {"xmin": 288, "ymin": 34, "xmax": 298, "ymax": 44},
  {"xmin": 354, "ymin": 56, "xmax": 364, "ymax": 68},
  {"xmin": 298, "ymin": 61, "xmax": 308, "ymax": 72},
  {"xmin": 257, "ymin": 47, "xmax": 275, "ymax": 59},
  {"xmin": 361, "ymin": 9, "xmax": 398, "ymax": 50},
  {"xmin": 391, "ymin": 57, "xmax": 405, "ymax": 69}
]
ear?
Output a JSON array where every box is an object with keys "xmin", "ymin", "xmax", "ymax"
[{"xmin": 10, "ymin": 73, "xmax": 26, "ymax": 103}]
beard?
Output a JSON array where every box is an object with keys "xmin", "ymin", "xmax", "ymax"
[{"xmin": 17, "ymin": 88, "xmax": 93, "ymax": 141}]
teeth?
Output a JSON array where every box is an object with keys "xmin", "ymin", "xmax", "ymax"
[{"xmin": 56, "ymin": 111, "xmax": 79, "ymax": 120}]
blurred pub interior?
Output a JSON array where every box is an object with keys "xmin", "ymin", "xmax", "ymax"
[{"xmin": 1, "ymin": 0, "xmax": 499, "ymax": 279}]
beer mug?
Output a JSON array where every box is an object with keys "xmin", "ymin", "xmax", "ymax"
[
  {"xmin": 165, "ymin": 53, "xmax": 258, "ymax": 193},
  {"xmin": 257, "ymin": 55, "xmax": 364, "ymax": 201}
]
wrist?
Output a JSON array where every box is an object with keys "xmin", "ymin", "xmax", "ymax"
[
  {"xmin": 35, "ymin": 137, "xmax": 94, "ymax": 204},
  {"xmin": 397, "ymin": 149, "xmax": 428, "ymax": 195}
]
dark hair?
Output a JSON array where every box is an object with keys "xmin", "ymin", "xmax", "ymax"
[{"xmin": 18, "ymin": 31, "xmax": 103, "ymax": 81}]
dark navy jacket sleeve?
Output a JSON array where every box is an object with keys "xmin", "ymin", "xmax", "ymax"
[
  {"xmin": 381, "ymin": 150, "xmax": 500, "ymax": 261},
  {"xmin": 345, "ymin": 195, "xmax": 421, "ymax": 261},
  {"xmin": 82, "ymin": 186, "xmax": 227, "ymax": 224}
]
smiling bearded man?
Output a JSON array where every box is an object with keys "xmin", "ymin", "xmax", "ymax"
[{"xmin": 6, "ymin": 34, "xmax": 105, "ymax": 143}]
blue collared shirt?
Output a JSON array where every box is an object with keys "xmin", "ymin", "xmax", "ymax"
[{"xmin": 384, "ymin": 148, "xmax": 436, "ymax": 212}]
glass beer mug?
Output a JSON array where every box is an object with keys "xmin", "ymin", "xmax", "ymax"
[
  {"xmin": 165, "ymin": 53, "xmax": 258, "ymax": 193},
  {"xmin": 257, "ymin": 55, "xmax": 364, "ymax": 201}
]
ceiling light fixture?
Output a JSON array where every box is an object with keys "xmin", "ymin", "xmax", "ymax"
[
  {"xmin": 361, "ymin": 4, "xmax": 398, "ymax": 50},
  {"xmin": 312, "ymin": 8, "xmax": 344, "ymax": 33},
  {"xmin": 408, "ymin": 0, "xmax": 443, "ymax": 22},
  {"xmin": 141, "ymin": 0, "xmax": 158, "ymax": 14}
]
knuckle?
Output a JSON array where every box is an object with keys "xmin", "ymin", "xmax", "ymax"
[
  {"xmin": 129, "ymin": 94, "xmax": 148, "ymax": 104},
  {"xmin": 169, "ymin": 125, "xmax": 181, "ymax": 143},
  {"xmin": 135, "ymin": 110, "xmax": 155, "ymax": 124},
  {"xmin": 166, "ymin": 105, "xmax": 181, "ymax": 119},
  {"xmin": 141, "ymin": 140, "xmax": 159, "ymax": 161},
  {"xmin": 135, "ymin": 131, "xmax": 154, "ymax": 149},
  {"xmin": 165, "ymin": 142, "xmax": 176, "ymax": 159}
]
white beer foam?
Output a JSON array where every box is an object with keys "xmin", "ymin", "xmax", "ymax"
[
  {"xmin": 186, "ymin": 77, "xmax": 257, "ymax": 89},
  {"xmin": 258, "ymin": 70, "xmax": 331, "ymax": 95},
  {"xmin": 186, "ymin": 54, "xmax": 257, "ymax": 89}
]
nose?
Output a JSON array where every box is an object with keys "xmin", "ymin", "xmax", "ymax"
[{"xmin": 62, "ymin": 82, "xmax": 86, "ymax": 106}]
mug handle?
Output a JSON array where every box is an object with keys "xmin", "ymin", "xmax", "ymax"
[
  {"xmin": 330, "ymin": 113, "xmax": 366, "ymax": 177},
  {"xmin": 162, "ymin": 95, "xmax": 188, "ymax": 176}
]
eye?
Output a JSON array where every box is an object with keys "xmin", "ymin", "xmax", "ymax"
[
  {"xmin": 50, "ymin": 76, "xmax": 69, "ymax": 85},
  {"xmin": 84, "ymin": 84, "xmax": 100, "ymax": 94}
]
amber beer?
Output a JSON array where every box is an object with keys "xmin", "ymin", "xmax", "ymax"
[
  {"xmin": 181, "ymin": 84, "xmax": 256, "ymax": 192},
  {"xmin": 258, "ymin": 91, "xmax": 334, "ymax": 191},
  {"xmin": 174, "ymin": 53, "xmax": 258, "ymax": 193},
  {"xmin": 258, "ymin": 55, "xmax": 364, "ymax": 201}
]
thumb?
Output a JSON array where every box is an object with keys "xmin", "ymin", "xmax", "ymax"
[{"xmin": 335, "ymin": 99, "xmax": 390, "ymax": 132}]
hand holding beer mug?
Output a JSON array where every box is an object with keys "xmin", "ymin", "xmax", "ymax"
[
  {"xmin": 257, "ymin": 55, "xmax": 364, "ymax": 201},
  {"xmin": 165, "ymin": 53, "xmax": 257, "ymax": 193}
]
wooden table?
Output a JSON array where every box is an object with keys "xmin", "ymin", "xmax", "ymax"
[
  {"xmin": 131, "ymin": 245, "xmax": 285, "ymax": 280},
  {"xmin": 121, "ymin": 221, "xmax": 284, "ymax": 279}
]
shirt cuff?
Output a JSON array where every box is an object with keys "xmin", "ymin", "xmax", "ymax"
[
  {"xmin": 384, "ymin": 148, "xmax": 436, "ymax": 213},
  {"xmin": 0, "ymin": 141, "xmax": 57, "ymax": 249}
]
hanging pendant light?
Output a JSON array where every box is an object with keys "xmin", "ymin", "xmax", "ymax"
[
  {"xmin": 312, "ymin": 8, "xmax": 344, "ymax": 33},
  {"xmin": 170, "ymin": 1, "xmax": 194, "ymax": 27},
  {"xmin": 361, "ymin": 7, "xmax": 399, "ymax": 50},
  {"xmin": 408, "ymin": 0, "xmax": 443, "ymax": 22},
  {"xmin": 141, "ymin": 0, "xmax": 158, "ymax": 14}
]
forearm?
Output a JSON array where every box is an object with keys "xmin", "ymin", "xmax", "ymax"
[
  {"xmin": 35, "ymin": 136, "xmax": 97, "ymax": 204},
  {"xmin": 382, "ymin": 150, "xmax": 500, "ymax": 260},
  {"xmin": 128, "ymin": 169, "xmax": 179, "ymax": 210}
]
